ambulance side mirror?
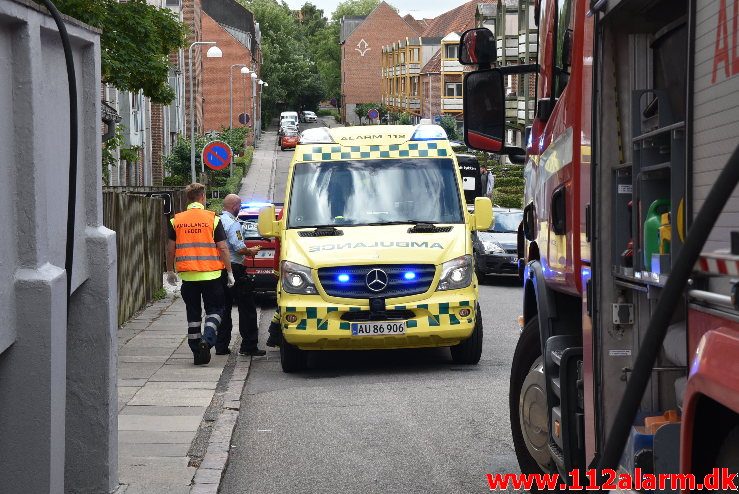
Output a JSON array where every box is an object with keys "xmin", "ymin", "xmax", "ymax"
[
  {"xmin": 257, "ymin": 205, "xmax": 281, "ymax": 238},
  {"xmin": 472, "ymin": 197, "xmax": 493, "ymax": 231}
]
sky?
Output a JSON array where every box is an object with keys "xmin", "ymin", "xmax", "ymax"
[{"xmin": 283, "ymin": 0, "xmax": 457, "ymax": 21}]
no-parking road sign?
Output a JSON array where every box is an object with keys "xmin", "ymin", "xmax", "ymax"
[{"xmin": 202, "ymin": 141, "xmax": 233, "ymax": 171}]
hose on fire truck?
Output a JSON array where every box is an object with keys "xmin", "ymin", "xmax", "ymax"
[{"xmin": 597, "ymin": 142, "xmax": 739, "ymax": 472}]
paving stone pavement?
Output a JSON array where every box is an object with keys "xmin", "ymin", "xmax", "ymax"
[{"xmin": 117, "ymin": 131, "xmax": 276, "ymax": 492}]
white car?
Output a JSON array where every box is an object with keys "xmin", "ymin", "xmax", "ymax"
[{"xmin": 301, "ymin": 111, "xmax": 318, "ymax": 123}]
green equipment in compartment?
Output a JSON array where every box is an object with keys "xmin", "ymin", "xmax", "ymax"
[{"xmin": 643, "ymin": 199, "xmax": 671, "ymax": 271}]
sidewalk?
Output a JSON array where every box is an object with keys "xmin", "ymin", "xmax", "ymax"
[
  {"xmin": 239, "ymin": 129, "xmax": 278, "ymax": 202},
  {"xmin": 117, "ymin": 131, "xmax": 277, "ymax": 493}
]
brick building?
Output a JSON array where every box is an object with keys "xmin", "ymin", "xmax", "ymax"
[
  {"xmin": 340, "ymin": 2, "xmax": 422, "ymax": 124},
  {"xmin": 201, "ymin": 0, "xmax": 261, "ymax": 142},
  {"xmin": 382, "ymin": 0, "xmax": 495, "ymax": 128}
]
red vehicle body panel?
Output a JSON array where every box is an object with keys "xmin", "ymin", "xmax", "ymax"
[
  {"xmin": 681, "ymin": 321, "xmax": 739, "ymax": 479},
  {"xmin": 238, "ymin": 204, "xmax": 283, "ymax": 292},
  {"xmin": 280, "ymin": 134, "xmax": 298, "ymax": 149}
]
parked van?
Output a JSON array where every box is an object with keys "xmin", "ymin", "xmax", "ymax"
[
  {"xmin": 280, "ymin": 111, "xmax": 298, "ymax": 125},
  {"xmin": 257, "ymin": 124, "xmax": 493, "ymax": 372}
]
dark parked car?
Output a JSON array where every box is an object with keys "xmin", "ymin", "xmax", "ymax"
[{"xmin": 473, "ymin": 207, "xmax": 523, "ymax": 281}]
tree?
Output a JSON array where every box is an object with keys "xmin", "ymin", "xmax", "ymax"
[
  {"xmin": 163, "ymin": 127, "xmax": 250, "ymax": 186},
  {"xmin": 55, "ymin": 0, "xmax": 187, "ymax": 104},
  {"xmin": 439, "ymin": 115, "xmax": 460, "ymax": 140},
  {"xmin": 330, "ymin": 0, "xmax": 383, "ymax": 21}
]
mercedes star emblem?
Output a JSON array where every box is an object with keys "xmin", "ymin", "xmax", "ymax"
[{"xmin": 365, "ymin": 268, "xmax": 389, "ymax": 292}]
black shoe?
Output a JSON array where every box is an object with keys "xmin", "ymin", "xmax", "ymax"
[
  {"xmin": 215, "ymin": 348, "xmax": 231, "ymax": 355},
  {"xmin": 194, "ymin": 340, "xmax": 211, "ymax": 365},
  {"xmin": 239, "ymin": 348, "xmax": 267, "ymax": 356}
]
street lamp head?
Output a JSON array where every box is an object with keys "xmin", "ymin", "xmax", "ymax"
[
  {"xmin": 241, "ymin": 66, "xmax": 249, "ymax": 74},
  {"xmin": 250, "ymin": 72, "xmax": 257, "ymax": 80},
  {"xmin": 206, "ymin": 45, "xmax": 222, "ymax": 58},
  {"xmin": 263, "ymin": 82, "xmax": 268, "ymax": 87},
  {"xmin": 258, "ymin": 79, "xmax": 264, "ymax": 85}
]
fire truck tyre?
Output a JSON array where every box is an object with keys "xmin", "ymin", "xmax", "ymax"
[
  {"xmin": 450, "ymin": 306, "xmax": 483, "ymax": 364},
  {"xmin": 716, "ymin": 425, "xmax": 739, "ymax": 494},
  {"xmin": 510, "ymin": 317, "xmax": 555, "ymax": 479},
  {"xmin": 280, "ymin": 338, "xmax": 307, "ymax": 373}
]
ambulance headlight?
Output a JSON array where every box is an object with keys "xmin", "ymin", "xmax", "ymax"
[
  {"xmin": 437, "ymin": 255, "xmax": 473, "ymax": 291},
  {"xmin": 281, "ymin": 261, "xmax": 317, "ymax": 295}
]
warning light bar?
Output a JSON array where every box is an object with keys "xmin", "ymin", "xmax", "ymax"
[
  {"xmin": 410, "ymin": 124, "xmax": 447, "ymax": 141},
  {"xmin": 299, "ymin": 127, "xmax": 336, "ymax": 145}
]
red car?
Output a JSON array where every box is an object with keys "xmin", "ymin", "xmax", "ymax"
[
  {"xmin": 280, "ymin": 128, "xmax": 299, "ymax": 151},
  {"xmin": 237, "ymin": 202, "xmax": 283, "ymax": 293}
]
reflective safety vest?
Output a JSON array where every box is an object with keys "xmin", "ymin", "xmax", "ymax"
[{"xmin": 173, "ymin": 208, "xmax": 225, "ymax": 273}]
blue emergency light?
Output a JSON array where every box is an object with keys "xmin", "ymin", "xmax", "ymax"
[
  {"xmin": 410, "ymin": 124, "xmax": 447, "ymax": 141},
  {"xmin": 403, "ymin": 271, "xmax": 417, "ymax": 280},
  {"xmin": 337, "ymin": 274, "xmax": 351, "ymax": 283}
]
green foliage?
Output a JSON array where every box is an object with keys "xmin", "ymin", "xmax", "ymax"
[
  {"xmin": 354, "ymin": 102, "xmax": 386, "ymax": 124},
  {"xmin": 397, "ymin": 112, "xmax": 412, "ymax": 125},
  {"xmin": 55, "ymin": 0, "xmax": 187, "ymax": 104},
  {"xmin": 153, "ymin": 287, "xmax": 167, "ymax": 301},
  {"xmin": 208, "ymin": 167, "xmax": 244, "ymax": 214},
  {"xmin": 163, "ymin": 128, "xmax": 250, "ymax": 186},
  {"xmin": 439, "ymin": 115, "xmax": 460, "ymax": 141},
  {"xmin": 317, "ymin": 109, "xmax": 340, "ymax": 118},
  {"xmin": 102, "ymin": 124, "xmax": 125, "ymax": 185},
  {"xmin": 330, "ymin": 0, "xmax": 383, "ymax": 21}
]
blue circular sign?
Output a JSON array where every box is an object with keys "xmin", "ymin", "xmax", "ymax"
[
  {"xmin": 201, "ymin": 141, "xmax": 232, "ymax": 171},
  {"xmin": 367, "ymin": 108, "xmax": 379, "ymax": 120}
]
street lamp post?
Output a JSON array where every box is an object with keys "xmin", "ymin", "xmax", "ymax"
[
  {"xmin": 250, "ymin": 72, "xmax": 257, "ymax": 146},
  {"xmin": 258, "ymin": 80, "xmax": 267, "ymax": 139},
  {"xmin": 188, "ymin": 41, "xmax": 222, "ymax": 183},
  {"xmin": 229, "ymin": 64, "xmax": 248, "ymax": 130}
]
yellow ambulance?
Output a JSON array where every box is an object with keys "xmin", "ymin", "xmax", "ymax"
[{"xmin": 258, "ymin": 124, "xmax": 493, "ymax": 372}]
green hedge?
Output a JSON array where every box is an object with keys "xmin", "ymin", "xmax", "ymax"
[
  {"xmin": 208, "ymin": 167, "xmax": 244, "ymax": 214},
  {"xmin": 317, "ymin": 109, "xmax": 339, "ymax": 118}
]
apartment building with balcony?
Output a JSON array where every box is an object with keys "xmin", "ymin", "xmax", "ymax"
[
  {"xmin": 482, "ymin": 0, "xmax": 537, "ymax": 148},
  {"xmin": 381, "ymin": 0, "xmax": 495, "ymax": 127}
]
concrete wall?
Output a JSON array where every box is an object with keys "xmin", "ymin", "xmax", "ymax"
[{"xmin": 0, "ymin": 0, "xmax": 118, "ymax": 492}]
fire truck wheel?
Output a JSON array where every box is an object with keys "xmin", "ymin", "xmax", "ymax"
[
  {"xmin": 450, "ymin": 306, "xmax": 483, "ymax": 364},
  {"xmin": 716, "ymin": 425, "xmax": 739, "ymax": 494},
  {"xmin": 280, "ymin": 338, "xmax": 307, "ymax": 373},
  {"xmin": 510, "ymin": 317, "xmax": 555, "ymax": 479}
]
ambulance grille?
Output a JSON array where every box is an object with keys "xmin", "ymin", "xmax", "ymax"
[{"xmin": 317, "ymin": 264, "xmax": 436, "ymax": 299}]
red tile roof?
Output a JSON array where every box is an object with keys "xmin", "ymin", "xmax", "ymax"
[
  {"xmin": 420, "ymin": 0, "xmax": 495, "ymax": 37},
  {"xmin": 402, "ymin": 14, "xmax": 427, "ymax": 34},
  {"xmin": 420, "ymin": 48, "xmax": 441, "ymax": 74}
]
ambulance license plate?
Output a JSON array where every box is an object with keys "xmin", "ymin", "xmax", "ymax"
[
  {"xmin": 256, "ymin": 249, "xmax": 275, "ymax": 259},
  {"xmin": 351, "ymin": 321, "xmax": 406, "ymax": 336}
]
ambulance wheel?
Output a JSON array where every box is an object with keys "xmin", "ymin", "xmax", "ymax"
[
  {"xmin": 450, "ymin": 306, "xmax": 482, "ymax": 364},
  {"xmin": 280, "ymin": 338, "xmax": 306, "ymax": 373},
  {"xmin": 510, "ymin": 317, "xmax": 555, "ymax": 481}
]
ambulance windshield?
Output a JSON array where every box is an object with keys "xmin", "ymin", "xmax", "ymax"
[{"xmin": 287, "ymin": 158, "xmax": 464, "ymax": 228}]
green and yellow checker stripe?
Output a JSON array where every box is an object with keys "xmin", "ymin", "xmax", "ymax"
[
  {"xmin": 283, "ymin": 300, "xmax": 474, "ymax": 331},
  {"xmin": 298, "ymin": 142, "xmax": 450, "ymax": 163}
]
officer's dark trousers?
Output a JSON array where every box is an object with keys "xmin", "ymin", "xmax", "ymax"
[
  {"xmin": 181, "ymin": 278, "xmax": 225, "ymax": 353},
  {"xmin": 221, "ymin": 264, "xmax": 259, "ymax": 352}
]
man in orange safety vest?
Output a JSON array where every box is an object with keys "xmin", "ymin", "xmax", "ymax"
[{"xmin": 165, "ymin": 183, "xmax": 234, "ymax": 365}]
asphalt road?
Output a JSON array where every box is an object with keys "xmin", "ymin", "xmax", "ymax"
[{"xmin": 220, "ymin": 124, "xmax": 523, "ymax": 494}]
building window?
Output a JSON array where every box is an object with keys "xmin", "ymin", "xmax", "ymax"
[
  {"xmin": 506, "ymin": 12, "xmax": 518, "ymax": 35},
  {"xmin": 400, "ymin": 51, "xmax": 405, "ymax": 64},
  {"xmin": 445, "ymin": 82, "xmax": 462, "ymax": 97},
  {"xmin": 444, "ymin": 44, "xmax": 458, "ymax": 60},
  {"xmin": 411, "ymin": 77, "xmax": 418, "ymax": 96}
]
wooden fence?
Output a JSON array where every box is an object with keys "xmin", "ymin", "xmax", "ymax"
[{"xmin": 102, "ymin": 187, "xmax": 187, "ymax": 326}]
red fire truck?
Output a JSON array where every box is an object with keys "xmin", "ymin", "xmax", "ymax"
[
  {"xmin": 459, "ymin": 0, "xmax": 739, "ymax": 487},
  {"xmin": 238, "ymin": 202, "xmax": 283, "ymax": 294}
]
